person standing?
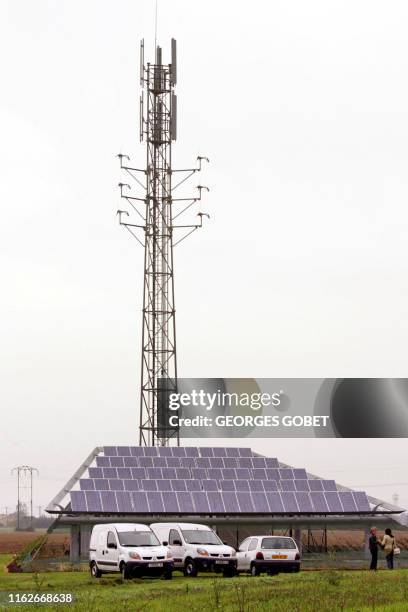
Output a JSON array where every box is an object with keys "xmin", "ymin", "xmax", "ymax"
[
  {"xmin": 368, "ymin": 527, "xmax": 379, "ymax": 570},
  {"xmin": 380, "ymin": 528, "xmax": 396, "ymax": 569}
]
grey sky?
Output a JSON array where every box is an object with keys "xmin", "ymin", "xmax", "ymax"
[{"xmin": 1, "ymin": 0, "xmax": 408, "ymax": 514}]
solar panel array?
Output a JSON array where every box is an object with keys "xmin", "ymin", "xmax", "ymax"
[{"xmin": 69, "ymin": 446, "xmax": 371, "ymax": 515}]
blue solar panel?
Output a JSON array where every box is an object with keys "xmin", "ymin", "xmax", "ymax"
[
  {"xmin": 162, "ymin": 491, "xmax": 179, "ymax": 512},
  {"xmin": 104, "ymin": 446, "xmax": 117, "ymax": 456},
  {"xmin": 71, "ymin": 491, "xmax": 86, "ymax": 511},
  {"xmin": 200, "ymin": 447, "xmax": 214, "ymax": 457},
  {"xmin": 237, "ymin": 492, "xmax": 254, "ymax": 512},
  {"xmin": 176, "ymin": 468, "xmax": 191, "ymax": 479},
  {"xmin": 196, "ymin": 458, "xmax": 210, "ymax": 468},
  {"xmin": 124, "ymin": 479, "xmax": 139, "ymax": 491},
  {"xmin": 293, "ymin": 468, "xmax": 307, "ymax": 479},
  {"xmin": 322, "ymin": 480, "xmax": 337, "ymax": 491},
  {"xmin": 265, "ymin": 457, "xmax": 279, "ymax": 468},
  {"xmin": 130, "ymin": 447, "xmax": 145, "ymax": 456},
  {"xmin": 151, "ymin": 457, "xmax": 167, "ymax": 467},
  {"xmin": 148, "ymin": 491, "xmax": 164, "ymax": 513},
  {"xmin": 266, "ymin": 469, "xmax": 280, "ymax": 481},
  {"xmin": 85, "ymin": 490, "xmax": 102, "ymax": 512},
  {"xmin": 117, "ymin": 446, "xmax": 131, "ymax": 456},
  {"xmin": 281, "ymin": 480, "xmax": 296, "ymax": 492},
  {"xmin": 131, "ymin": 491, "xmax": 149, "ymax": 512},
  {"xmin": 191, "ymin": 468, "xmax": 207, "ymax": 480},
  {"xmin": 208, "ymin": 468, "xmax": 223, "ymax": 480},
  {"xmin": 192, "ymin": 491, "xmax": 210, "ymax": 513},
  {"xmin": 109, "ymin": 479, "xmax": 124, "ymax": 491},
  {"xmin": 248, "ymin": 480, "xmax": 264, "ymax": 491},
  {"xmin": 100, "ymin": 491, "xmax": 118, "ymax": 512},
  {"xmin": 209, "ymin": 457, "xmax": 223, "ymax": 468},
  {"xmin": 131, "ymin": 468, "xmax": 146, "ymax": 479},
  {"xmin": 181, "ymin": 457, "xmax": 196, "ymax": 468},
  {"xmin": 116, "ymin": 491, "xmax": 133, "ymax": 513},
  {"xmin": 309, "ymin": 479, "xmax": 324, "ymax": 491},
  {"xmin": 202, "ymin": 479, "xmax": 218, "ymax": 491},
  {"xmin": 295, "ymin": 492, "xmax": 313, "ymax": 513},
  {"xmin": 166, "ymin": 457, "xmax": 181, "ymax": 467},
  {"xmin": 94, "ymin": 478, "xmax": 110, "ymax": 490},
  {"xmin": 139, "ymin": 457, "xmax": 153, "ymax": 467},
  {"xmin": 117, "ymin": 467, "xmax": 132, "ymax": 479},
  {"xmin": 252, "ymin": 492, "xmax": 270, "ymax": 513},
  {"xmin": 325, "ymin": 492, "xmax": 343, "ymax": 512},
  {"xmin": 353, "ymin": 492, "xmax": 370, "ymax": 512},
  {"xmin": 339, "ymin": 491, "xmax": 357, "ymax": 512},
  {"xmin": 223, "ymin": 457, "xmax": 237, "ymax": 468},
  {"xmin": 279, "ymin": 468, "xmax": 294, "ymax": 480},
  {"xmin": 262, "ymin": 480, "xmax": 278, "ymax": 491},
  {"xmin": 207, "ymin": 491, "xmax": 225, "ymax": 512},
  {"xmin": 226, "ymin": 448, "xmax": 240, "ymax": 457},
  {"xmin": 147, "ymin": 468, "xmax": 163, "ymax": 479},
  {"xmin": 96, "ymin": 456, "xmax": 110, "ymax": 467},
  {"xmin": 161, "ymin": 468, "xmax": 177, "ymax": 479},
  {"xmin": 156, "ymin": 447, "xmax": 172, "ymax": 457},
  {"xmin": 252, "ymin": 457, "xmax": 266, "ymax": 468},
  {"xmin": 220, "ymin": 480, "xmax": 235, "ymax": 491},
  {"xmin": 221, "ymin": 491, "xmax": 240, "ymax": 512},
  {"xmin": 310, "ymin": 492, "xmax": 329, "ymax": 512},
  {"xmin": 123, "ymin": 457, "xmax": 140, "ymax": 467},
  {"xmin": 281, "ymin": 492, "xmax": 299, "ymax": 513},
  {"xmin": 221, "ymin": 468, "xmax": 235, "ymax": 480},
  {"xmin": 171, "ymin": 479, "xmax": 186, "ymax": 491},
  {"xmin": 252, "ymin": 468, "xmax": 267, "ymax": 480},
  {"xmin": 237, "ymin": 458, "xmax": 252, "ymax": 468},
  {"xmin": 89, "ymin": 467, "xmax": 103, "ymax": 479},
  {"xmin": 156, "ymin": 479, "xmax": 172, "ymax": 491},
  {"xmin": 235, "ymin": 468, "xmax": 251, "ymax": 479},
  {"xmin": 141, "ymin": 479, "xmax": 158, "ymax": 491},
  {"xmin": 110, "ymin": 457, "xmax": 125, "ymax": 468},
  {"xmin": 235, "ymin": 480, "xmax": 250, "ymax": 492},
  {"xmin": 238, "ymin": 448, "xmax": 252, "ymax": 457},
  {"xmin": 266, "ymin": 492, "xmax": 284, "ymax": 512},
  {"xmin": 177, "ymin": 492, "xmax": 195, "ymax": 513},
  {"xmin": 80, "ymin": 479, "xmax": 95, "ymax": 490},
  {"xmin": 144, "ymin": 447, "xmax": 158, "ymax": 457},
  {"xmin": 185, "ymin": 479, "xmax": 201, "ymax": 491},
  {"xmin": 103, "ymin": 467, "xmax": 118, "ymax": 479},
  {"xmin": 294, "ymin": 480, "xmax": 310, "ymax": 491},
  {"xmin": 172, "ymin": 447, "xmax": 186, "ymax": 457},
  {"xmin": 213, "ymin": 447, "xmax": 227, "ymax": 457}
]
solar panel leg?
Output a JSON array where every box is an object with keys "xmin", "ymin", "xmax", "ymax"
[
  {"xmin": 294, "ymin": 528, "xmax": 302, "ymax": 554},
  {"xmin": 69, "ymin": 526, "xmax": 80, "ymax": 563}
]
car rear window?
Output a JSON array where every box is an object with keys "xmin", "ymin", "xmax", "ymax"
[{"xmin": 261, "ymin": 537, "xmax": 296, "ymax": 550}]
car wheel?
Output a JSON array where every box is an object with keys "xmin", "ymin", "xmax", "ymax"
[
  {"xmin": 250, "ymin": 563, "xmax": 260, "ymax": 577},
  {"xmin": 120, "ymin": 562, "xmax": 132, "ymax": 580},
  {"xmin": 183, "ymin": 558, "xmax": 198, "ymax": 577},
  {"xmin": 163, "ymin": 570, "xmax": 173, "ymax": 580},
  {"xmin": 223, "ymin": 567, "xmax": 235, "ymax": 578},
  {"xmin": 90, "ymin": 562, "xmax": 102, "ymax": 578}
]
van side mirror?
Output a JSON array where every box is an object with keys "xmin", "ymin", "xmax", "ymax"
[
  {"xmin": 162, "ymin": 541, "xmax": 168, "ymax": 546},
  {"xmin": 107, "ymin": 542, "xmax": 117, "ymax": 549},
  {"xmin": 173, "ymin": 539, "xmax": 182, "ymax": 546}
]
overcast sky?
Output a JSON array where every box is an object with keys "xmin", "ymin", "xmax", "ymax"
[{"xmin": 1, "ymin": 0, "xmax": 408, "ymax": 515}]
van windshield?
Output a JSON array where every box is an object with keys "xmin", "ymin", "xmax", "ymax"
[
  {"xmin": 181, "ymin": 530, "xmax": 223, "ymax": 545},
  {"xmin": 117, "ymin": 531, "xmax": 160, "ymax": 547},
  {"xmin": 261, "ymin": 537, "xmax": 296, "ymax": 550}
]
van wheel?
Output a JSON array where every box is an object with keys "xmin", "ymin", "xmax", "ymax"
[
  {"xmin": 250, "ymin": 563, "xmax": 260, "ymax": 577},
  {"xmin": 163, "ymin": 570, "xmax": 173, "ymax": 580},
  {"xmin": 120, "ymin": 562, "xmax": 132, "ymax": 580},
  {"xmin": 223, "ymin": 567, "xmax": 235, "ymax": 578},
  {"xmin": 90, "ymin": 562, "xmax": 102, "ymax": 578},
  {"xmin": 183, "ymin": 558, "xmax": 198, "ymax": 577}
]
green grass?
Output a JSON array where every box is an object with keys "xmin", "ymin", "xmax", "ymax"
[{"xmin": 1, "ymin": 554, "xmax": 408, "ymax": 611}]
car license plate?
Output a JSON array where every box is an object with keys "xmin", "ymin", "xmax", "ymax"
[
  {"xmin": 216, "ymin": 560, "xmax": 228, "ymax": 564},
  {"xmin": 272, "ymin": 554, "xmax": 287, "ymax": 559},
  {"xmin": 148, "ymin": 562, "xmax": 163, "ymax": 567}
]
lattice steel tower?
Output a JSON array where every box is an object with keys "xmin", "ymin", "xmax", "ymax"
[{"xmin": 118, "ymin": 39, "xmax": 209, "ymax": 446}]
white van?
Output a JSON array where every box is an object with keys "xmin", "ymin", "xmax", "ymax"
[
  {"xmin": 89, "ymin": 523, "xmax": 173, "ymax": 580},
  {"xmin": 150, "ymin": 522, "xmax": 236, "ymax": 577}
]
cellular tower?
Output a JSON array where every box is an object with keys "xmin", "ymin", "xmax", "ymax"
[{"xmin": 118, "ymin": 39, "xmax": 209, "ymax": 447}]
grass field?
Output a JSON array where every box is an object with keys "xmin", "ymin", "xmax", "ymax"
[{"xmin": 1, "ymin": 554, "xmax": 408, "ymax": 611}]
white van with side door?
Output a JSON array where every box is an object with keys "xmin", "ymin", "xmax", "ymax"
[
  {"xmin": 150, "ymin": 522, "xmax": 236, "ymax": 577},
  {"xmin": 89, "ymin": 523, "xmax": 173, "ymax": 579}
]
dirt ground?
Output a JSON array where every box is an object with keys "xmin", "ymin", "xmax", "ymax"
[{"xmin": 0, "ymin": 531, "xmax": 69, "ymax": 555}]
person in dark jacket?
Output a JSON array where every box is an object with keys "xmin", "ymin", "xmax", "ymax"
[{"xmin": 368, "ymin": 526, "xmax": 379, "ymax": 570}]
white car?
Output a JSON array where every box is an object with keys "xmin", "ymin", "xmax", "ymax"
[
  {"xmin": 150, "ymin": 522, "xmax": 237, "ymax": 577},
  {"xmin": 89, "ymin": 523, "xmax": 173, "ymax": 579},
  {"xmin": 236, "ymin": 535, "xmax": 301, "ymax": 576}
]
